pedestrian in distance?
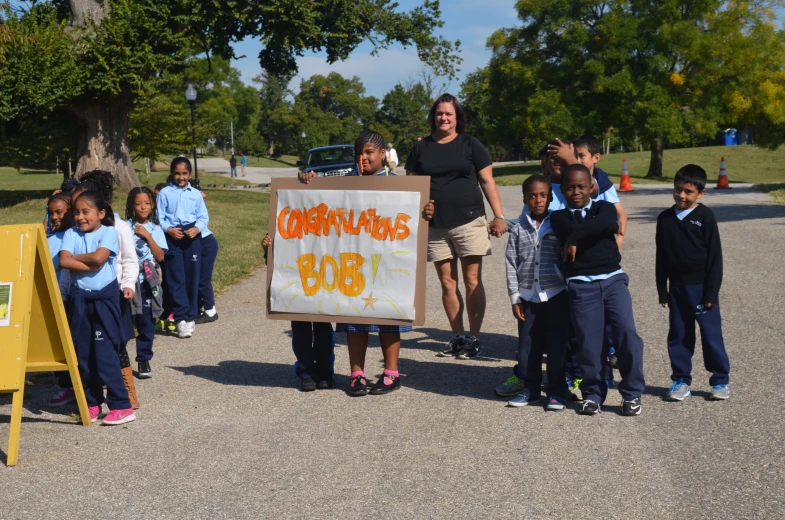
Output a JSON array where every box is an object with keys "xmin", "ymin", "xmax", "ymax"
[
  {"xmin": 656, "ymin": 164, "xmax": 730, "ymax": 401},
  {"xmin": 229, "ymin": 154, "xmax": 238, "ymax": 178}
]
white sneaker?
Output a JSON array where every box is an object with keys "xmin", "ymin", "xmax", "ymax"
[
  {"xmin": 177, "ymin": 320, "xmax": 192, "ymax": 338},
  {"xmin": 187, "ymin": 321, "xmax": 196, "ymax": 332}
]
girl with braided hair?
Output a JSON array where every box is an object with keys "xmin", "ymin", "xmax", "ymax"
[
  {"xmin": 296, "ymin": 130, "xmax": 434, "ymax": 396},
  {"xmin": 126, "ymin": 186, "xmax": 168, "ymax": 379}
]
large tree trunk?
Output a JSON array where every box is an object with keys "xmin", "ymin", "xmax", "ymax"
[
  {"xmin": 267, "ymin": 138, "xmax": 275, "ymax": 156},
  {"xmin": 72, "ymin": 93, "xmax": 139, "ymax": 190},
  {"xmin": 646, "ymin": 135, "xmax": 664, "ymax": 179}
]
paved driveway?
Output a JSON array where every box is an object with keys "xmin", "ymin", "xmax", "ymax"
[{"xmin": 2, "ymin": 185, "xmax": 784, "ymax": 518}]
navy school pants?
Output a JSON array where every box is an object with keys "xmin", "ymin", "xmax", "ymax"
[
  {"xmin": 568, "ymin": 274, "xmax": 645, "ymax": 403},
  {"xmin": 667, "ymin": 283, "xmax": 730, "ymax": 386},
  {"xmin": 291, "ymin": 321, "xmax": 335, "ymax": 380},
  {"xmin": 198, "ymin": 233, "xmax": 219, "ymax": 311},
  {"xmin": 164, "ymin": 223, "xmax": 202, "ymax": 322},
  {"xmin": 69, "ymin": 282, "xmax": 131, "ymax": 410},
  {"xmin": 565, "ymin": 325, "xmax": 615, "ymax": 382},
  {"xmin": 514, "ymin": 291, "xmax": 569, "ymax": 399},
  {"xmin": 134, "ymin": 282, "xmax": 156, "ymax": 362}
]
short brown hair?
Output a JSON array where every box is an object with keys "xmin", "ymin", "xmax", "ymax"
[{"xmin": 428, "ymin": 93, "xmax": 468, "ymax": 134}]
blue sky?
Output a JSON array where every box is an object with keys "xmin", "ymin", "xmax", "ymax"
[{"xmin": 230, "ymin": 0, "xmax": 519, "ymax": 98}]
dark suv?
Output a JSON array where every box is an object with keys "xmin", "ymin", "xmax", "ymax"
[{"xmin": 297, "ymin": 145, "xmax": 355, "ymax": 177}]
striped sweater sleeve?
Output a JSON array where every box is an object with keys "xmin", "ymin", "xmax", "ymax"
[{"xmin": 506, "ymin": 226, "xmax": 521, "ymax": 305}]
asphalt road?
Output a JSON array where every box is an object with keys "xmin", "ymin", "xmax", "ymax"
[{"xmin": 2, "ymin": 184, "xmax": 784, "ymax": 519}]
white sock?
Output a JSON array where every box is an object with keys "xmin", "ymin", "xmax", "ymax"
[{"xmin": 205, "ymin": 307, "xmax": 217, "ymax": 317}]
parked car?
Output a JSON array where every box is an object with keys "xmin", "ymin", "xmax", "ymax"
[{"xmin": 297, "ymin": 145, "xmax": 355, "ymax": 177}]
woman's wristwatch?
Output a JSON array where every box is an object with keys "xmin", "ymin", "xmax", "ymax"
[{"xmin": 493, "ymin": 215, "xmax": 506, "ymax": 221}]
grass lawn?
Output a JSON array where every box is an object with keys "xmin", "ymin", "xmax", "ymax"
[
  {"xmin": 494, "ymin": 145, "xmax": 785, "ymax": 187},
  {"xmin": 0, "ymin": 166, "xmax": 269, "ymax": 293},
  {"xmin": 243, "ymin": 155, "xmax": 298, "ymax": 167},
  {"xmin": 753, "ymin": 184, "xmax": 785, "ymax": 204}
]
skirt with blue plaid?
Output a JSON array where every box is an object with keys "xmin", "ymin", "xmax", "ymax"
[{"xmin": 337, "ymin": 323, "xmax": 412, "ymax": 334}]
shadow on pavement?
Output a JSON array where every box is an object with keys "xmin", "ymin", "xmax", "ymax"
[
  {"xmin": 169, "ymin": 360, "xmax": 296, "ymax": 389},
  {"xmin": 627, "ymin": 203, "xmax": 785, "ymax": 224}
]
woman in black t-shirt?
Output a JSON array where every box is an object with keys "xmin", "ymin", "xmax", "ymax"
[{"xmin": 405, "ymin": 93, "xmax": 507, "ymax": 359}]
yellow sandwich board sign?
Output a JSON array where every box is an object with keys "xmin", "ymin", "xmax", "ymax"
[{"xmin": 0, "ymin": 224, "xmax": 90, "ymax": 466}]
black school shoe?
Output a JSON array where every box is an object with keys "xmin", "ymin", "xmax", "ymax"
[
  {"xmin": 347, "ymin": 375, "xmax": 369, "ymax": 397},
  {"xmin": 457, "ymin": 336, "xmax": 482, "ymax": 359},
  {"xmin": 369, "ymin": 374, "xmax": 401, "ymax": 395},
  {"xmin": 137, "ymin": 361, "xmax": 152, "ymax": 379},
  {"xmin": 579, "ymin": 399, "xmax": 601, "ymax": 415},
  {"xmin": 316, "ymin": 379, "xmax": 334, "ymax": 390},
  {"xmin": 622, "ymin": 397, "xmax": 642, "ymax": 416},
  {"xmin": 300, "ymin": 376, "xmax": 317, "ymax": 392},
  {"xmin": 195, "ymin": 311, "xmax": 219, "ymax": 324}
]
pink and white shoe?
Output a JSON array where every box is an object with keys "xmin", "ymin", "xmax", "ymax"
[
  {"xmin": 82, "ymin": 405, "xmax": 102, "ymax": 424},
  {"xmin": 49, "ymin": 388, "xmax": 76, "ymax": 408},
  {"xmin": 102, "ymin": 408, "xmax": 136, "ymax": 425}
]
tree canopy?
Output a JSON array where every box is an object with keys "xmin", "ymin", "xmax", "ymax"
[
  {"xmin": 0, "ymin": 0, "xmax": 459, "ymax": 188},
  {"xmin": 472, "ymin": 0, "xmax": 785, "ymax": 177}
]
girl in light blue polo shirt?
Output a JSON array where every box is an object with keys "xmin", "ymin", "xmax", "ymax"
[
  {"xmin": 157, "ymin": 157, "xmax": 209, "ymax": 338},
  {"xmin": 126, "ymin": 186, "xmax": 168, "ymax": 379},
  {"xmin": 59, "ymin": 190, "xmax": 135, "ymax": 426}
]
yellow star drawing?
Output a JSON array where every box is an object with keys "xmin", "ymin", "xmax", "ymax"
[{"xmin": 361, "ymin": 292, "xmax": 379, "ymax": 310}]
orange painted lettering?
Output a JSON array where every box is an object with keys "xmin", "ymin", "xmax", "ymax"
[
  {"xmin": 297, "ymin": 254, "xmax": 320, "ymax": 296},
  {"xmin": 338, "ymin": 253, "xmax": 366, "ymax": 297}
]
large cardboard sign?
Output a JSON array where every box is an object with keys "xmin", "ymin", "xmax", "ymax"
[
  {"xmin": 0, "ymin": 225, "xmax": 91, "ymax": 466},
  {"xmin": 266, "ymin": 176, "xmax": 430, "ymax": 325}
]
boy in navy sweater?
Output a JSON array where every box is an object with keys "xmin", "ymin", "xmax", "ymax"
[
  {"xmin": 550, "ymin": 164, "xmax": 645, "ymax": 416},
  {"xmin": 656, "ymin": 165, "xmax": 730, "ymax": 401}
]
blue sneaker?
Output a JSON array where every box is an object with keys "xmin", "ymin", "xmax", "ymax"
[
  {"xmin": 545, "ymin": 396, "xmax": 566, "ymax": 412},
  {"xmin": 507, "ymin": 389, "xmax": 540, "ymax": 408},
  {"xmin": 710, "ymin": 384, "xmax": 731, "ymax": 400},
  {"xmin": 665, "ymin": 380, "xmax": 691, "ymax": 401}
]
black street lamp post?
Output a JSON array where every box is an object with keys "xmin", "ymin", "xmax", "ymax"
[{"xmin": 185, "ymin": 84, "xmax": 201, "ymax": 189}]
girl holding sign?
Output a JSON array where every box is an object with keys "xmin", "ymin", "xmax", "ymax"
[{"xmin": 299, "ymin": 130, "xmax": 434, "ymax": 396}]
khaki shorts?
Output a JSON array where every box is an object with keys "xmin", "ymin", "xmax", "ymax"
[{"xmin": 427, "ymin": 216, "xmax": 492, "ymax": 262}]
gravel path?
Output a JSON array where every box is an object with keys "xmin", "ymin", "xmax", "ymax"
[{"xmin": 2, "ymin": 185, "xmax": 784, "ymax": 519}]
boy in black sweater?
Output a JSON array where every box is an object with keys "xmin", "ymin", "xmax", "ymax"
[
  {"xmin": 550, "ymin": 164, "xmax": 645, "ymax": 416},
  {"xmin": 656, "ymin": 164, "xmax": 730, "ymax": 401}
]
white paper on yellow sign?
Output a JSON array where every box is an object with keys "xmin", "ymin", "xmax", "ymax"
[{"xmin": 270, "ymin": 189, "xmax": 420, "ymax": 320}]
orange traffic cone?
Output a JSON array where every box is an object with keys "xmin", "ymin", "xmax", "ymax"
[
  {"xmin": 715, "ymin": 157, "xmax": 731, "ymax": 189},
  {"xmin": 619, "ymin": 158, "xmax": 633, "ymax": 192}
]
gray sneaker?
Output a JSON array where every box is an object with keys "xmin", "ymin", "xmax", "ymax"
[
  {"xmin": 710, "ymin": 384, "xmax": 731, "ymax": 400},
  {"xmin": 495, "ymin": 375, "xmax": 525, "ymax": 397},
  {"xmin": 665, "ymin": 380, "xmax": 691, "ymax": 401}
]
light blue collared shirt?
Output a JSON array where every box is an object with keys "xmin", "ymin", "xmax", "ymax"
[
  {"xmin": 564, "ymin": 200, "xmax": 624, "ymax": 282},
  {"xmin": 60, "ymin": 225, "xmax": 119, "ymax": 291},
  {"xmin": 127, "ymin": 220, "xmax": 168, "ymax": 282},
  {"xmin": 47, "ymin": 231, "xmax": 71, "ymax": 300},
  {"xmin": 200, "ymin": 227, "xmax": 213, "ymax": 239},
  {"xmin": 546, "ymin": 182, "xmax": 620, "ymax": 213},
  {"xmin": 156, "ymin": 183, "xmax": 209, "ymax": 233},
  {"xmin": 675, "ymin": 206, "xmax": 698, "ymax": 220}
]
